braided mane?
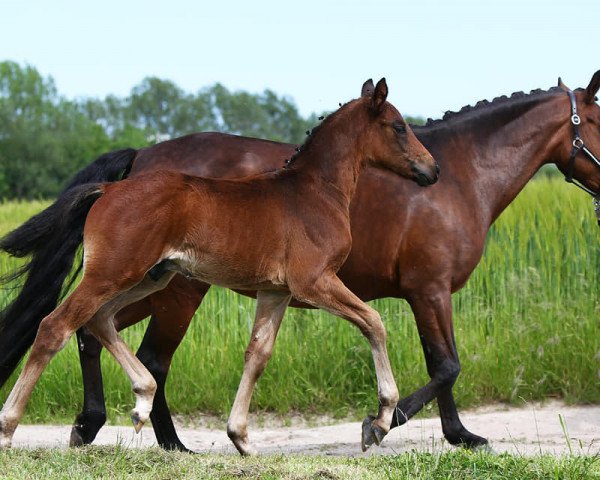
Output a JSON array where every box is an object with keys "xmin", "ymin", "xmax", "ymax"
[{"xmin": 419, "ymin": 86, "xmax": 564, "ymax": 127}]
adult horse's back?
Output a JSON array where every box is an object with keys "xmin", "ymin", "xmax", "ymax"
[{"xmin": 2, "ymin": 72, "xmax": 600, "ymax": 452}]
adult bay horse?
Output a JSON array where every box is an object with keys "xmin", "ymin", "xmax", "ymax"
[
  {"xmin": 0, "ymin": 79, "xmax": 438, "ymax": 454},
  {"xmin": 2, "ymin": 72, "xmax": 600, "ymax": 452}
]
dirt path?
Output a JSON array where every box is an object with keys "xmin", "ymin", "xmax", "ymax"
[{"xmin": 11, "ymin": 402, "xmax": 599, "ymax": 456}]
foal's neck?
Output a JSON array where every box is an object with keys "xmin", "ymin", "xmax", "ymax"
[{"xmin": 289, "ymin": 103, "xmax": 367, "ymax": 209}]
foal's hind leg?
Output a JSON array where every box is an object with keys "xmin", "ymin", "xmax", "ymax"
[
  {"xmin": 0, "ymin": 282, "xmax": 109, "ymax": 448},
  {"xmin": 293, "ymin": 273, "xmax": 399, "ymax": 452},
  {"xmin": 227, "ymin": 290, "xmax": 291, "ymax": 456},
  {"xmin": 84, "ymin": 272, "xmax": 177, "ymax": 434},
  {"xmin": 70, "ymin": 299, "xmax": 153, "ymax": 447}
]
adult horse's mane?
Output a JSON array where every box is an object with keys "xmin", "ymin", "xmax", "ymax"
[{"xmin": 416, "ymin": 86, "xmax": 565, "ymax": 128}]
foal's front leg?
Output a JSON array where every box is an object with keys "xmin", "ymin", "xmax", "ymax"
[
  {"xmin": 294, "ymin": 273, "xmax": 399, "ymax": 451},
  {"xmin": 227, "ymin": 290, "xmax": 291, "ymax": 455}
]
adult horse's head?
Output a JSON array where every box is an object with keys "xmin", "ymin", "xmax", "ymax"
[
  {"xmin": 554, "ymin": 70, "xmax": 600, "ymax": 200},
  {"xmin": 359, "ymin": 78, "xmax": 439, "ymax": 186}
]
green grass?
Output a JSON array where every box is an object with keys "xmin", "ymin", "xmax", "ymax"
[
  {"xmin": 0, "ymin": 448, "xmax": 598, "ymax": 479},
  {"xmin": 0, "ymin": 177, "xmax": 598, "ymax": 424}
]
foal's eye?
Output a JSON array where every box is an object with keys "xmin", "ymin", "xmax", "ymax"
[{"xmin": 392, "ymin": 122, "xmax": 406, "ymax": 134}]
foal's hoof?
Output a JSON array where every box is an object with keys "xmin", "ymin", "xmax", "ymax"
[
  {"xmin": 0, "ymin": 419, "xmax": 13, "ymax": 449},
  {"xmin": 131, "ymin": 411, "xmax": 145, "ymax": 434},
  {"xmin": 361, "ymin": 415, "xmax": 387, "ymax": 452}
]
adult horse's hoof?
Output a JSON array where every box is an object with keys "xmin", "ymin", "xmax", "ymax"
[
  {"xmin": 69, "ymin": 427, "xmax": 85, "ymax": 447},
  {"xmin": 444, "ymin": 427, "xmax": 488, "ymax": 449},
  {"xmin": 69, "ymin": 411, "xmax": 106, "ymax": 447},
  {"xmin": 361, "ymin": 415, "xmax": 387, "ymax": 452}
]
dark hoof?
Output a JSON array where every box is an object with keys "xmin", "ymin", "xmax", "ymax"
[
  {"xmin": 361, "ymin": 415, "xmax": 388, "ymax": 452},
  {"xmin": 69, "ymin": 411, "xmax": 106, "ymax": 447},
  {"xmin": 69, "ymin": 427, "xmax": 86, "ymax": 447},
  {"xmin": 160, "ymin": 441, "xmax": 195, "ymax": 454},
  {"xmin": 445, "ymin": 428, "xmax": 488, "ymax": 449}
]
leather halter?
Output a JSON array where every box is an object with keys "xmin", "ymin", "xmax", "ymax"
[
  {"xmin": 564, "ymin": 89, "xmax": 600, "ymax": 225},
  {"xmin": 564, "ymin": 89, "xmax": 600, "ymax": 196}
]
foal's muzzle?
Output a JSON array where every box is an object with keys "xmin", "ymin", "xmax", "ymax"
[{"xmin": 412, "ymin": 161, "xmax": 440, "ymax": 186}]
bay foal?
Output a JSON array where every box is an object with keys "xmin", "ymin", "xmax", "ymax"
[{"xmin": 0, "ymin": 79, "xmax": 438, "ymax": 454}]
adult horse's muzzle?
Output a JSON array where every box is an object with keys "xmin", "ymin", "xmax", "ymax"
[{"xmin": 412, "ymin": 159, "xmax": 440, "ymax": 186}]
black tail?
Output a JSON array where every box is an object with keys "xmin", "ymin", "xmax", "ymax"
[{"xmin": 0, "ymin": 148, "xmax": 135, "ymax": 387}]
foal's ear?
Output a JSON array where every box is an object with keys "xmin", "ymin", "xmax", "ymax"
[
  {"xmin": 557, "ymin": 77, "xmax": 570, "ymax": 91},
  {"xmin": 361, "ymin": 79, "xmax": 375, "ymax": 97},
  {"xmin": 371, "ymin": 78, "xmax": 388, "ymax": 114},
  {"xmin": 584, "ymin": 70, "xmax": 600, "ymax": 104}
]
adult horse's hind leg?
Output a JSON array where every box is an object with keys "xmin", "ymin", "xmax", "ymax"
[
  {"xmin": 227, "ymin": 290, "xmax": 291, "ymax": 456},
  {"xmin": 294, "ymin": 273, "xmax": 400, "ymax": 452},
  {"xmin": 389, "ymin": 288, "xmax": 487, "ymax": 448},
  {"xmin": 136, "ymin": 278, "xmax": 210, "ymax": 451},
  {"xmin": 70, "ymin": 326, "xmax": 109, "ymax": 447}
]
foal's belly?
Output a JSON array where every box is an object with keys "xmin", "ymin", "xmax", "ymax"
[{"xmin": 164, "ymin": 248, "xmax": 289, "ymax": 292}]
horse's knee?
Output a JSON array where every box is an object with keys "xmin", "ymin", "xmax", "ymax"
[{"xmin": 434, "ymin": 358, "xmax": 460, "ymax": 388}]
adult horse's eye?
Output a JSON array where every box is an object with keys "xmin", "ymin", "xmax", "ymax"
[{"xmin": 392, "ymin": 122, "xmax": 406, "ymax": 134}]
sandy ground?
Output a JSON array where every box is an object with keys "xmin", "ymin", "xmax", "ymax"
[{"xmin": 10, "ymin": 402, "xmax": 599, "ymax": 456}]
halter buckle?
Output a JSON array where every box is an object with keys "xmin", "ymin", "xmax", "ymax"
[
  {"xmin": 571, "ymin": 113, "xmax": 581, "ymax": 125},
  {"xmin": 572, "ymin": 137, "xmax": 584, "ymax": 149}
]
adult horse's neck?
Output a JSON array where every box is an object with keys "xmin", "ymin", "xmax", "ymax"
[
  {"xmin": 417, "ymin": 89, "xmax": 566, "ymax": 230},
  {"xmin": 286, "ymin": 101, "xmax": 367, "ymax": 209}
]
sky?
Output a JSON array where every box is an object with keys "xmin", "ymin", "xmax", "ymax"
[{"xmin": 1, "ymin": 0, "xmax": 598, "ymax": 119}]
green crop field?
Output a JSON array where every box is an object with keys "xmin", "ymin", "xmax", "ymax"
[{"xmin": 0, "ymin": 177, "xmax": 598, "ymax": 424}]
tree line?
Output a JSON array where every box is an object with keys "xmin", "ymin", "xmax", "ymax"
[{"xmin": 0, "ymin": 61, "xmax": 426, "ymax": 199}]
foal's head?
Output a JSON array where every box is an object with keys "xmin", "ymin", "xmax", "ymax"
[{"xmin": 358, "ymin": 78, "xmax": 439, "ymax": 186}]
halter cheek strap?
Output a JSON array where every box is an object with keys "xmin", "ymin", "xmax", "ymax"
[{"xmin": 564, "ymin": 89, "xmax": 600, "ymax": 196}]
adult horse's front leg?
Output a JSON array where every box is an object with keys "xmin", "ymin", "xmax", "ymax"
[
  {"xmin": 227, "ymin": 290, "xmax": 291, "ymax": 456},
  {"xmin": 388, "ymin": 287, "xmax": 487, "ymax": 448},
  {"xmin": 295, "ymin": 273, "xmax": 399, "ymax": 452}
]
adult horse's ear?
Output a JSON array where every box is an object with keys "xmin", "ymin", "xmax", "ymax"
[
  {"xmin": 557, "ymin": 77, "xmax": 570, "ymax": 91},
  {"xmin": 371, "ymin": 78, "xmax": 388, "ymax": 114},
  {"xmin": 361, "ymin": 79, "xmax": 375, "ymax": 97},
  {"xmin": 584, "ymin": 70, "xmax": 600, "ymax": 104}
]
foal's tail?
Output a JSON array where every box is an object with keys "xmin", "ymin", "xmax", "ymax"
[{"xmin": 0, "ymin": 148, "xmax": 136, "ymax": 387}]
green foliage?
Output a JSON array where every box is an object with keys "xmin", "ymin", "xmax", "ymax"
[
  {"xmin": 0, "ymin": 179, "xmax": 597, "ymax": 423},
  {"xmin": 0, "ymin": 61, "xmax": 319, "ymax": 198}
]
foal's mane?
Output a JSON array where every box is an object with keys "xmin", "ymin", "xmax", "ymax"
[
  {"xmin": 415, "ymin": 86, "xmax": 565, "ymax": 129},
  {"xmin": 285, "ymin": 98, "xmax": 362, "ymax": 167}
]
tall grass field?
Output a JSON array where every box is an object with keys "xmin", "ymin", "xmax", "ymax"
[{"xmin": 0, "ymin": 177, "xmax": 598, "ymax": 424}]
